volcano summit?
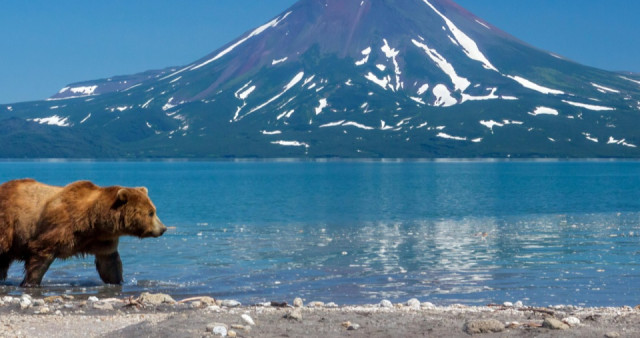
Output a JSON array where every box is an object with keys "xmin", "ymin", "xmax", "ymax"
[{"xmin": 2, "ymin": 0, "xmax": 639, "ymax": 158}]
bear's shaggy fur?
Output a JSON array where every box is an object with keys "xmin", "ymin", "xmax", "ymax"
[{"xmin": 0, "ymin": 179, "xmax": 166, "ymax": 287}]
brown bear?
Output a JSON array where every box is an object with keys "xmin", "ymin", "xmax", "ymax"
[{"xmin": 0, "ymin": 179, "xmax": 167, "ymax": 287}]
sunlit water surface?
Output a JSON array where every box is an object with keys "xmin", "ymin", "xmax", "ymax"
[{"xmin": 1, "ymin": 160, "xmax": 639, "ymax": 307}]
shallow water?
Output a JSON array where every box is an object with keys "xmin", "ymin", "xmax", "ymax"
[{"xmin": 1, "ymin": 160, "xmax": 639, "ymax": 306}]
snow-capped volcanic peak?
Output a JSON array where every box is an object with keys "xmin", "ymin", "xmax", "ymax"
[{"xmin": 4, "ymin": 0, "xmax": 637, "ymax": 159}]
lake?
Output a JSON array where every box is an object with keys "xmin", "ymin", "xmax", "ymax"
[{"xmin": 1, "ymin": 160, "xmax": 639, "ymax": 307}]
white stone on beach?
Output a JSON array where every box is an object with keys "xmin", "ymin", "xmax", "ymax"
[
  {"xmin": 284, "ymin": 308, "xmax": 303, "ymax": 321},
  {"xmin": 88, "ymin": 296, "xmax": 99, "ymax": 302},
  {"xmin": 93, "ymin": 302, "xmax": 114, "ymax": 310},
  {"xmin": 407, "ymin": 298, "xmax": 420, "ymax": 309},
  {"xmin": 207, "ymin": 323, "xmax": 228, "ymax": 336},
  {"xmin": 562, "ymin": 316, "xmax": 580, "ymax": 326},
  {"xmin": 308, "ymin": 301, "xmax": 325, "ymax": 307},
  {"xmin": 514, "ymin": 301, "xmax": 524, "ymax": 308},
  {"xmin": 19, "ymin": 297, "xmax": 32, "ymax": 309},
  {"xmin": 293, "ymin": 297, "xmax": 304, "ymax": 307},
  {"xmin": 206, "ymin": 305, "xmax": 221, "ymax": 312},
  {"xmin": 503, "ymin": 301, "xmax": 513, "ymax": 307},
  {"xmin": 421, "ymin": 302, "xmax": 436, "ymax": 310},
  {"xmin": 379, "ymin": 300, "xmax": 393, "ymax": 308},
  {"xmin": 241, "ymin": 314, "xmax": 255, "ymax": 326},
  {"xmin": 2, "ymin": 296, "xmax": 13, "ymax": 303},
  {"xmin": 347, "ymin": 323, "xmax": 361, "ymax": 330},
  {"xmin": 221, "ymin": 300, "xmax": 241, "ymax": 307}
]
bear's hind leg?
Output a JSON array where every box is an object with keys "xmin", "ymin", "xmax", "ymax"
[
  {"xmin": 95, "ymin": 251, "xmax": 123, "ymax": 285},
  {"xmin": 0, "ymin": 254, "xmax": 13, "ymax": 281},
  {"xmin": 21, "ymin": 253, "xmax": 55, "ymax": 287}
]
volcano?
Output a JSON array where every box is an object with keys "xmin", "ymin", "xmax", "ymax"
[{"xmin": 2, "ymin": 0, "xmax": 640, "ymax": 158}]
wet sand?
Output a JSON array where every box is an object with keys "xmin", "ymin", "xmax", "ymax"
[{"xmin": 0, "ymin": 294, "xmax": 638, "ymax": 337}]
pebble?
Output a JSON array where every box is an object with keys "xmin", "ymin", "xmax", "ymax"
[
  {"xmin": 37, "ymin": 307, "xmax": 50, "ymax": 314},
  {"xmin": 347, "ymin": 323, "xmax": 361, "ymax": 331},
  {"xmin": 421, "ymin": 302, "xmax": 436, "ymax": 310},
  {"xmin": 542, "ymin": 317, "xmax": 570, "ymax": 330},
  {"xmin": 227, "ymin": 330, "xmax": 237, "ymax": 338},
  {"xmin": 293, "ymin": 297, "xmax": 304, "ymax": 308},
  {"xmin": 284, "ymin": 308, "xmax": 303, "ymax": 321},
  {"xmin": 207, "ymin": 323, "xmax": 229, "ymax": 335},
  {"xmin": 44, "ymin": 296, "xmax": 63, "ymax": 303},
  {"xmin": 604, "ymin": 332, "xmax": 621, "ymax": 338},
  {"xmin": 33, "ymin": 299, "xmax": 45, "ymax": 307},
  {"xmin": 200, "ymin": 296, "xmax": 217, "ymax": 306},
  {"xmin": 20, "ymin": 298, "xmax": 32, "ymax": 310},
  {"xmin": 379, "ymin": 300, "xmax": 393, "ymax": 308},
  {"xmin": 206, "ymin": 305, "xmax": 221, "ymax": 312},
  {"xmin": 562, "ymin": 316, "xmax": 580, "ymax": 326},
  {"xmin": 308, "ymin": 301, "xmax": 324, "ymax": 308},
  {"xmin": 138, "ymin": 292, "xmax": 176, "ymax": 305},
  {"xmin": 190, "ymin": 301, "xmax": 202, "ymax": 308},
  {"xmin": 463, "ymin": 319, "xmax": 505, "ymax": 334},
  {"xmin": 503, "ymin": 301, "xmax": 513, "ymax": 307},
  {"xmin": 241, "ymin": 314, "xmax": 255, "ymax": 326},
  {"xmin": 407, "ymin": 298, "xmax": 420, "ymax": 309},
  {"xmin": 514, "ymin": 301, "xmax": 524, "ymax": 308},
  {"xmin": 206, "ymin": 323, "xmax": 228, "ymax": 336},
  {"xmin": 325, "ymin": 302, "xmax": 338, "ymax": 308},
  {"xmin": 88, "ymin": 296, "xmax": 99, "ymax": 302},
  {"xmin": 2, "ymin": 296, "xmax": 13, "ymax": 303},
  {"xmin": 93, "ymin": 302, "xmax": 114, "ymax": 311},
  {"xmin": 64, "ymin": 303, "xmax": 75, "ymax": 309},
  {"xmin": 221, "ymin": 300, "xmax": 241, "ymax": 308},
  {"xmin": 230, "ymin": 324, "xmax": 247, "ymax": 331}
]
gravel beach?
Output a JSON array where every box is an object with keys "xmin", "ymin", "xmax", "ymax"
[{"xmin": 0, "ymin": 293, "xmax": 638, "ymax": 337}]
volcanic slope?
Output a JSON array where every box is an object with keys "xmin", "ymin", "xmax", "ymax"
[{"xmin": 2, "ymin": 0, "xmax": 640, "ymax": 158}]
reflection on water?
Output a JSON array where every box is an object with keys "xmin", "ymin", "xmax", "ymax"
[
  {"xmin": 4, "ymin": 212, "xmax": 638, "ymax": 307},
  {"xmin": 1, "ymin": 161, "xmax": 640, "ymax": 306}
]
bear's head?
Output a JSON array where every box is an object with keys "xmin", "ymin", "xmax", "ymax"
[{"xmin": 115, "ymin": 187, "xmax": 167, "ymax": 238}]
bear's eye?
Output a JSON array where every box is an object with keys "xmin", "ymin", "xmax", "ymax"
[{"xmin": 148, "ymin": 211, "xmax": 155, "ymax": 217}]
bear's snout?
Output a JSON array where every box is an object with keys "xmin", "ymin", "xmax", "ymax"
[{"xmin": 151, "ymin": 216, "xmax": 167, "ymax": 237}]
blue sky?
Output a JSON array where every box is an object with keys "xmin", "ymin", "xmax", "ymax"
[{"xmin": 0, "ymin": 0, "xmax": 637, "ymax": 104}]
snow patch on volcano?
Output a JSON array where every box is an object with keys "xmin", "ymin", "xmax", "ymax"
[
  {"xmin": 421, "ymin": 0, "xmax": 498, "ymax": 72},
  {"xmin": 507, "ymin": 75, "xmax": 564, "ymax": 95},
  {"xmin": 412, "ymin": 39, "xmax": 470, "ymax": 92},
  {"xmin": 192, "ymin": 11, "xmax": 292, "ymax": 70},
  {"xmin": 433, "ymin": 84, "xmax": 457, "ymax": 107}
]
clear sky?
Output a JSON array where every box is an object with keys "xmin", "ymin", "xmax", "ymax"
[{"xmin": 1, "ymin": 0, "xmax": 638, "ymax": 104}]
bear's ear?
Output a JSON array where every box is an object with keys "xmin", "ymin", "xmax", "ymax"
[
  {"xmin": 137, "ymin": 187, "xmax": 148, "ymax": 195},
  {"xmin": 117, "ymin": 189, "xmax": 129, "ymax": 203}
]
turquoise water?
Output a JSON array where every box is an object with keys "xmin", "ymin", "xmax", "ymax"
[{"xmin": 1, "ymin": 160, "xmax": 639, "ymax": 306}]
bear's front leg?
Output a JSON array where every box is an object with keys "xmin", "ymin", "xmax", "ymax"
[
  {"xmin": 21, "ymin": 253, "xmax": 55, "ymax": 287},
  {"xmin": 95, "ymin": 251, "xmax": 123, "ymax": 284}
]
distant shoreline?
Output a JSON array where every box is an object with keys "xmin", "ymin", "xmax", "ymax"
[{"xmin": 1, "ymin": 157, "xmax": 640, "ymax": 163}]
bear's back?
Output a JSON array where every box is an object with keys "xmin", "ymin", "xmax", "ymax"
[{"xmin": 0, "ymin": 179, "xmax": 64, "ymax": 253}]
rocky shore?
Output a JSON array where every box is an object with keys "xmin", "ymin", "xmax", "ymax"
[{"xmin": 0, "ymin": 293, "xmax": 638, "ymax": 337}]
